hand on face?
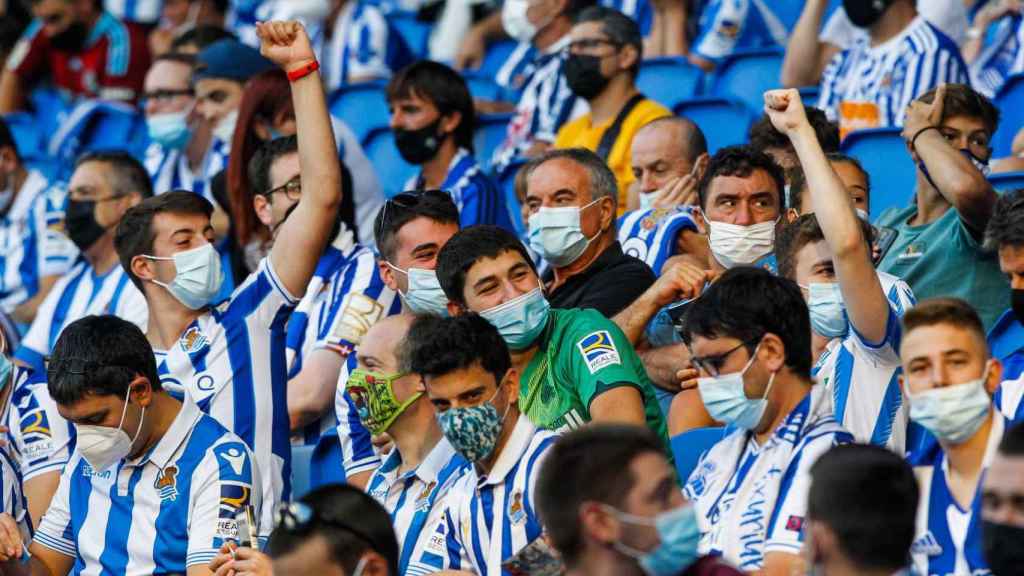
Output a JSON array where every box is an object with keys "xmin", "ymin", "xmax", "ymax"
[{"xmin": 902, "ymin": 84, "xmax": 946, "ymax": 142}]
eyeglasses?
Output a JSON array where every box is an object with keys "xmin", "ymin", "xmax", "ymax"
[
  {"xmin": 140, "ymin": 89, "xmax": 194, "ymax": 108},
  {"xmin": 689, "ymin": 337, "xmax": 762, "ymax": 377},
  {"xmin": 265, "ymin": 177, "xmax": 302, "ymax": 201},
  {"xmin": 275, "ymin": 501, "xmax": 376, "ymax": 545},
  {"xmin": 375, "ymin": 189, "xmax": 451, "ymax": 239}
]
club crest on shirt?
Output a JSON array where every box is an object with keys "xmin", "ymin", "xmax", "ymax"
[
  {"xmin": 180, "ymin": 326, "xmax": 209, "ymax": 353},
  {"xmin": 897, "ymin": 242, "xmax": 926, "ymax": 262},
  {"xmin": 577, "ymin": 331, "xmax": 621, "ymax": 374},
  {"xmin": 911, "ymin": 531, "xmax": 943, "ymax": 557},
  {"xmin": 331, "ymin": 294, "xmax": 385, "ymax": 346},
  {"xmin": 155, "ymin": 465, "xmax": 179, "ymax": 502},
  {"xmin": 716, "ymin": 19, "xmax": 739, "ymax": 39},
  {"xmin": 509, "ymin": 490, "xmax": 527, "ymax": 525},
  {"xmin": 415, "ymin": 481, "xmax": 437, "ymax": 512}
]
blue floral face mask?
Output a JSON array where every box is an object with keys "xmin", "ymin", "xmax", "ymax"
[{"xmin": 436, "ymin": 388, "xmax": 509, "ymax": 463}]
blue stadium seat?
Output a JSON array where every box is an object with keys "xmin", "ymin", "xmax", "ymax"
[
  {"xmin": 329, "ymin": 82, "xmax": 391, "ymax": 146},
  {"xmin": 989, "ymin": 171, "xmax": 1024, "ymax": 192},
  {"xmin": 840, "ymin": 127, "xmax": 917, "ymax": 220},
  {"xmin": 671, "ymin": 427, "xmax": 727, "ymax": 482},
  {"xmin": 478, "ymin": 40, "xmax": 520, "ymax": 78},
  {"xmin": 291, "ymin": 444, "xmax": 315, "ymax": 499},
  {"xmin": 47, "ymin": 102, "xmax": 147, "ymax": 180},
  {"xmin": 27, "ymin": 87, "xmax": 70, "ymax": 140},
  {"xmin": 673, "ymin": 97, "xmax": 752, "ymax": 154},
  {"xmin": 2, "ymin": 112, "xmax": 45, "ymax": 161},
  {"xmin": 496, "ymin": 157, "xmax": 528, "ymax": 235},
  {"xmin": 710, "ymin": 48, "xmax": 785, "ymax": 114},
  {"xmin": 637, "ymin": 57, "xmax": 703, "ymax": 110},
  {"xmin": 992, "ymin": 73, "xmax": 1024, "ymax": 157},
  {"xmin": 773, "ymin": 0, "xmax": 805, "ymax": 30},
  {"xmin": 363, "ymin": 126, "xmax": 418, "ymax": 198},
  {"xmin": 474, "ymin": 113, "xmax": 513, "ymax": 171},
  {"xmin": 310, "ymin": 427, "xmax": 347, "ymax": 490},
  {"xmin": 390, "ymin": 11, "xmax": 431, "ymax": 58},
  {"xmin": 798, "ymin": 85, "xmax": 821, "ymax": 108},
  {"xmin": 463, "ymin": 72, "xmax": 504, "ymax": 101}
]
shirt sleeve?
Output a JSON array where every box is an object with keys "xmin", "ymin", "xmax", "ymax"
[
  {"xmin": 14, "ymin": 273, "xmax": 67, "ymax": 371},
  {"xmin": 315, "ymin": 253, "xmax": 392, "ymax": 356},
  {"xmin": 33, "ymin": 185, "xmax": 78, "ymax": 279},
  {"xmin": 95, "ymin": 20, "xmax": 150, "ymax": 102},
  {"xmin": 112, "ymin": 282, "xmax": 149, "ymax": 332},
  {"xmin": 4, "ymin": 21, "xmax": 47, "ymax": 83},
  {"xmin": 9, "ymin": 379, "xmax": 72, "ymax": 481},
  {"xmin": 186, "ymin": 439, "xmax": 261, "ymax": 567},
  {"xmin": 693, "ymin": 0, "xmax": 749, "ymax": 62},
  {"xmin": 32, "ymin": 456, "xmax": 77, "ymax": 559},
  {"xmin": 817, "ymin": 51, "xmax": 846, "ymax": 122},
  {"xmin": 564, "ymin": 312, "xmax": 650, "ymax": 413},
  {"xmin": 224, "ymin": 257, "xmax": 300, "ymax": 331},
  {"xmin": 346, "ymin": 7, "xmax": 391, "ymax": 80},
  {"xmin": 334, "ymin": 355, "xmax": 382, "ymax": 477}
]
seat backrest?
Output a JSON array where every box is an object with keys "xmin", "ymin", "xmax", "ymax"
[
  {"xmin": 671, "ymin": 427, "xmax": 727, "ymax": 482},
  {"xmin": 993, "ymin": 73, "xmax": 1024, "ymax": 157},
  {"xmin": 47, "ymin": 101, "xmax": 146, "ymax": 180},
  {"xmin": 390, "ymin": 11, "xmax": 431, "ymax": 58},
  {"xmin": 478, "ymin": 40, "xmax": 520, "ymax": 77},
  {"xmin": 310, "ymin": 427, "xmax": 348, "ymax": 491},
  {"xmin": 497, "ymin": 157, "xmax": 528, "ymax": 234},
  {"xmin": 711, "ymin": 48, "xmax": 785, "ymax": 114},
  {"xmin": 673, "ymin": 97, "xmax": 752, "ymax": 154},
  {"xmin": 474, "ymin": 113, "xmax": 514, "ymax": 171},
  {"xmin": 636, "ymin": 58, "xmax": 704, "ymax": 110},
  {"xmin": 840, "ymin": 127, "xmax": 917, "ymax": 220},
  {"xmin": 463, "ymin": 72, "xmax": 504, "ymax": 102},
  {"xmin": 363, "ymin": 127, "xmax": 418, "ymax": 198},
  {"xmin": 291, "ymin": 444, "xmax": 316, "ymax": 499},
  {"xmin": 329, "ymin": 82, "xmax": 391, "ymax": 146},
  {"xmin": 988, "ymin": 171, "xmax": 1024, "ymax": 193},
  {"xmin": 2, "ymin": 112, "xmax": 44, "ymax": 161}
]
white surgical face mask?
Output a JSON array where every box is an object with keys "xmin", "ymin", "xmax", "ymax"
[
  {"xmin": 527, "ymin": 199, "xmax": 601, "ymax": 267},
  {"xmin": 213, "ymin": 108, "xmax": 239, "ymax": 144},
  {"xmin": 144, "ymin": 243, "xmax": 224, "ymax": 310},
  {"xmin": 77, "ymin": 387, "xmax": 145, "ymax": 472},
  {"xmin": 704, "ymin": 216, "xmax": 777, "ymax": 269},
  {"xmin": 638, "ymin": 191, "xmax": 658, "ymax": 211},
  {"xmin": 502, "ymin": 0, "xmax": 547, "ymax": 43},
  {"xmin": 387, "ymin": 263, "xmax": 449, "ymax": 317},
  {"xmin": 908, "ymin": 366, "xmax": 993, "ymax": 444}
]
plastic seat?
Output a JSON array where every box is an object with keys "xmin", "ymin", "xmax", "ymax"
[
  {"xmin": 329, "ymin": 82, "xmax": 391, "ymax": 146},
  {"xmin": 840, "ymin": 127, "xmax": 917, "ymax": 219},
  {"xmin": 478, "ymin": 40, "xmax": 520, "ymax": 78},
  {"xmin": 496, "ymin": 157, "xmax": 529, "ymax": 235},
  {"xmin": 670, "ymin": 427, "xmax": 727, "ymax": 482},
  {"xmin": 988, "ymin": 171, "xmax": 1024, "ymax": 192},
  {"xmin": 2, "ymin": 112, "xmax": 45, "ymax": 161},
  {"xmin": 27, "ymin": 87, "xmax": 69, "ymax": 140},
  {"xmin": 637, "ymin": 57, "xmax": 704, "ymax": 110},
  {"xmin": 798, "ymin": 85, "xmax": 821, "ymax": 108},
  {"xmin": 291, "ymin": 444, "xmax": 315, "ymax": 499},
  {"xmin": 47, "ymin": 101, "xmax": 147, "ymax": 180},
  {"xmin": 463, "ymin": 72, "xmax": 504, "ymax": 101},
  {"xmin": 310, "ymin": 427, "xmax": 348, "ymax": 490},
  {"xmin": 390, "ymin": 11, "xmax": 431, "ymax": 58},
  {"xmin": 710, "ymin": 48, "xmax": 785, "ymax": 114},
  {"xmin": 673, "ymin": 97, "xmax": 752, "ymax": 154},
  {"xmin": 772, "ymin": 0, "xmax": 806, "ymax": 30},
  {"xmin": 363, "ymin": 126, "xmax": 418, "ymax": 198},
  {"xmin": 993, "ymin": 73, "xmax": 1024, "ymax": 157},
  {"xmin": 474, "ymin": 113, "xmax": 513, "ymax": 171}
]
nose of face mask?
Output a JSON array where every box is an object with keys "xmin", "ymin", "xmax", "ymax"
[
  {"xmin": 564, "ymin": 53, "xmax": 611, "ymax": 100},
  {"xmin": 697, "ymin": 344, "xmax": 776, "ymax": 431},
  {"xmin": 147, "ymin": 110, "xmax": 193, "ymax": 150},
  {"xmin": 608, "ymin": 504, "xmax": 702, "ymax": 576},
  {"xmin": 436, "ymin": 388, "xmax": 508, "ymax": 462},
  {"xmin": 907, "ymin": 371, "xmax": 992, "ymax": 444},
  {"xmin": 389, "ymin": 264, "xmax": 450, "ymax": 317},
  {"xmin": 843, "ymin": 0, "xmax": 892, "ymax": 28}
]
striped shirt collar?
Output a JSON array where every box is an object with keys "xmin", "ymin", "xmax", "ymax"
[
  {"xmin": 540, "ymin": 34, "xmax": 571, "ymax": 57},
  {"xmin": 476, "ymin": 413, "xmax": 537, "ymax": 487},
  {"xmin": 127, "ymin": 398, "xmax": 202, "ymax": 470},
  {"xmin": 379, "ymin": 435, "xmax": 460, "ymax": 486},
  {"xmin": 865, "ymin": 15, "xmax": 926, "ymax": 55}
]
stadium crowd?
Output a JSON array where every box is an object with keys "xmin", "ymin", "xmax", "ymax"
[{"xmin": 0, "ymin": 0, "xmax": 1022, "ymax": 574}]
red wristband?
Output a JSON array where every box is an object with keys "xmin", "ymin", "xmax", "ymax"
[{"xmin": 287, "ymin": 60, "xmax": 319, "ymax": 82}]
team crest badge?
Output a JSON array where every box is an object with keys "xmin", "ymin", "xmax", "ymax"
[
  {"xmin": 415, "ymin": 481, "xmax": 437, "ymax": 512},
  {"xmin": 508, "ymin": 490, "xmax": 527, "ymax": 525},
  {"xmin": 180, "ymin": 326, "xmax": 209, "ymax": 353},
  {"xmin": 155, "ymin": 465, "xmax": 179, "ymax": 502},
  {"xmin": 911, "ymin": 531, "xmax": 943, "ymax": 557},
  {"xmin": 577, "ymin": 331, "xmax": 621, "ymax": 374}
]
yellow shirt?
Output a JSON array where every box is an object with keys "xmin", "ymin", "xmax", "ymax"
[{"xmin": 554, "ymin": 98, "xmax": 671, "ymax": 213}]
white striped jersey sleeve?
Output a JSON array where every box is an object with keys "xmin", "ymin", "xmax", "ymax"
[
  {"xmin": 7, "ymin": 367, "xmax": 73, "ymax": 481},
  {"xmin": 334, "ymin": 354, "xmax": 382, "ymax": 477}
]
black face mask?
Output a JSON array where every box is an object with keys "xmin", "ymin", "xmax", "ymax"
[
  {"xmin": 564, "ymin": 54, "xmax": 611, "ymax": 100},
  {"xmin": 393, "ymin": 119, "xmax": 444, "ymax": 165},
  {"xmin": 843, "ymin": 0, "xmax": 893, "ymax": 28},
  {"xmin": 49, "ymin": 21, "xmax": 89, "ymax": 52},
  {"xmin": 65, "ymin": 199, "xmax": 107, "ymax": 252},
  {"xmin": 983, "ymin": 521, "xmax": 1024, "ymax": 576},
  {"xmin": 1012, "ymin": 288, "xmax": 1024, "ymax": 325}
]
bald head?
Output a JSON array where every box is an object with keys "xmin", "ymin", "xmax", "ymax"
[
  {"xmin": 357, "ymin": 315, "xmax": 416, "ymax": 375},
  {"xmin": 630, "ymin": 117, "xmax": 709, "ymax": 195}
]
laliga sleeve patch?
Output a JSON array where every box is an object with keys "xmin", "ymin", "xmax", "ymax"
[
  {"xmin": 331, "ymin": 293, "xmax": 385, "ymax": 345},
  {"xmin": 577, "ymin": 330, "xmax": 621, "ymax": 374}
]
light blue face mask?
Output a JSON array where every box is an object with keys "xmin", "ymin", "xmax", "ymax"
[
  {"xmin": 908, "ymin": 366, "xmax": 993, "ymax": 444},
  {"xmin": 146, "ymin": 110, "xmax": 192, "ymax": 150},
  {"xmin": 697, "ymin": 343, "xmax": 776, "ymax": 431},
  {"xmin": 527, "ymin": 199, "xmax": 602, "ymax": 267},
  {"xmin": 607, "ymin": 504, "xmax": 701, "ymax": 576},
  {"xmin": 803, "ymin": 282, "xmax": 848, "ymax": 339},
  {"xmin": 387, "ymin": 263, "xmax": 449, "ymax": 317},
  {"xmin": 479, "ymin": 287, "xmax": 551, "ymax": 351}
]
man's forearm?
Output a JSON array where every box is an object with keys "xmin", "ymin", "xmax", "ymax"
[
  {"xmin": 781, "ymin": 0, "xmax": 831, "ymax": 87},
  {"xmin": 915, "ymin": 130, "xmax": 995, "ymax": 229},
  {"xmin": 640, "ymin": 343, "xmax": 690, "ymax": 391},
  {"xmin": 291, "ymin": 69, "xmax": 340, "ymax": 209},
  {"xmin": 0, "ymin": 72, "xmax": 24, "ymax": 114},
  {"xmin": 613, "ymin": 292, "xmax": 661, "ymax": 345}
]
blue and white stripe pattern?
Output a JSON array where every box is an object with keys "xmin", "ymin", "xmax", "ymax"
[
  {"xmin": 14, "ymin": 260, "xmax": 148, "ymax": 373},
  {"xmin": 6, "ymin": 367, "xmax": 75, "ymax": 482},
  {"xmin": 0, "ymin": 375, "xmax": 34, "ymax": 549},
  {"xmin": 970, "ymin": 14, "xmax": 1024, "ymax": 97},
  {"xmin": 819, "ymin": 16, "xmax": 969, "ymax": 129},
  {"xmin": 411, "ymin": 416, "xmax": 557, "ymax": 575},
  {"xmin": 0, "ymin": 172, "xmax": 78, "ymax": 314},
  {"xmin": 684, "ymin": 384, "xmax": 854, "ymax": 571},
  {"xmin": 407, "ymin": 149, "xmax": 515, "ymax": 230},
  {"xmin": 103, "ymin": 0, "xmax": 163, "ymax": 25},
  {"xmin": 321, "ymin": 0, "xmax": 395, "ymax": 91},
  {"xmin": 617, "ymin": 206, "xmax": 699, "ymax": 275},
  {"xmin": 145, "ymin": 143, "xmax": 197, "ymax": 195},
  {"xmin": 494, "ymin": 43, "xmax": 537, "ymax": 92},
  {"xmin": 155, "ymin": 257, "xmax": 296, "ymax": 543},
  {"xmin": 996, "ymin": 374, "xmax": 1024, "ymax": 424},
  {"xmin": 33, "ymin": 400, "xmax": 262, "ymax": 572},
  {"xmin": 692, "ymin": 0, "xmax": 787, "ymax": 62},
  {"xmin": 811, "ymin": 272, "xmax": 916, "ymax": 453},
  {"xmin": 195, "ymin": 138, "xmax": 229, "ymax": 206},
  {"xmin": 335, "ymin": 354, "xmax": 383, "ymax": 477},
  {"xmin": 367, "ymin": 438, "xmax": 469, "ymax": 575},
  {"xmin": 909, "ymin": 412, "xmax": 1003, "ymax": 576}
]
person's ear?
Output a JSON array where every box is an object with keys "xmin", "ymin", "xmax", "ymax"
[
  {"xmin": 446, "ymin": 300, "xmax": 465, "ymax": 317},
  {"xmin": 0, "ymin": 147, "xmax": 17, "ymax": 174},
  {"xmin": 440, "ymin": 110, "xmax": 462, "ymax": 138},
  {"xmin": 618, "ymin": 44, "xmax": 639, "ymax": 75},
  {"xmin": 598, "ymin": 196, "xmax": 615, "ymax": 230},
  {"xmin": 984, "ymin": 358, "xmax": 1003, "ymax": 396},
  {"xmin": 786, "ymin": 208, "xmax": 800, "ymax": 223},
  {"xmin": 580, "ymin": 501, "xmax": 619, "ymax": 546},
  {"xmin": 694, "ymin": 153, "xmax": 710, "ymax": 181},
  {"xmin": 128, "ymin": 376, "xmax": 154, "ymax": 408},
  {"xmin": 759, "ymin": 332, "xmax": 787, "ymax": 374},
  {"xmin": 252, "ymin": 118, "xmax": 272, "ymax": 142},
  {"xmin": 131, "ymin": 254, "xmax": 158, "ymax": 284},
  {"xmin": 501, "ymin": 368, "xmax": 520, "ymax": 406},
  {"xmin": 253, "ymin": 194, "xmax": 273, "ymax": 227},
  {"xmin": 378, "ymin": 260, "xmax": 399, "ymax": 292},
  {"xmin": 807, "ymin": 521, "xmax": 836, "ymax": 568}
]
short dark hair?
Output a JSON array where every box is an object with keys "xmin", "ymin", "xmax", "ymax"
[
  {"xmin": 698, "ymin": 145, "xmax": 786, "ymax": 211},
  {"xmin": 47, "ymin": 315, "xmax": 162, "ymax": 405},
  {"xmin": 115, "ymin": 191, "xmax": 214, "ymax": 292},
  {"xmin": 522, "ymin": 147, "xmax": 619, "ymax": 211},
  {"xmin": 681, "ymin": 266, "xmax": 813, "ymax": 378},
  {"xmin": 985, "ymin": 188, "xmax": 1024, "ymax": 251},
  {"xmin": 537, "ymin": 424, "xmax": 666, "ymax": 566},
  {"xmin": 564, "ymin": 0, "xmax": 599, "ymax": 19},
  {"xmin": 435, "ymin": 225, "xmax": 538, "ymax": 306},
  {"xmin": 808, "ymin": 444, "xmax": 918, "ymax": 572},
  {"xmin": 0, "ymin": 117, "xmax": 19, "ymax": 161},
  {"xmin": 917, "ymin": 83, "xmax": 1000, "ymax": 136},
  {"xmin": 247, "ymin": 136, "xmax": 298, "ymax": 198},
  {"xmin": 574, "ymin": 6, "xmax": 642, "ymax": 77},
  {"xmin": 153, "ymin": 52, "xmax": 197, "ymax": 68},
  {"xmin": 999, "ymin": 421, "xmax": 1024, "ymax": 456},
  {"xmin": 373, "ymin": 191, "xmax": 460, "ymax": 263},
  {"xmin": 387, "ymin": 60, "xmax": 475, "ymax": 151},
  {"xmin": 405, "ymin": 313, "xmax": 511, "ymax": 386},
  {"xmin": 267, "ymin": 484, "xmax": 400, "ymax": 576},
  {"xmin": 788, "ymin": 155, "xmax": 872, "ymax": 214},
  {"xmin": 775, "ymin": 213, "xmax": 873, "ymax": 280},
  {"xmin": 75, "ymin": 151, "xmax": 154, "ymax": 200},
  {"xmin": 901, "ymin": 298, "xmax": 987, "ymax": 349},
  {"xmin": 171, "ymin": 25, "xmax": 236, "ymax": 52},
  {"xmin": 749, "ymin": 107, "xmax": 839, "ymax": 155}
]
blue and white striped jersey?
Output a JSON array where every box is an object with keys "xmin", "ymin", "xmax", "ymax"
[
  {"xmin": 321, "ymin": 0, "xmax": 411, "ymax": 91},
  {"xmin": 367, "ymin": 437, "xmax": 469, "ymax": 575},
  {"xmin": 601, "ymin": 0, "xmax": 653, "ymax": 35},
  {"xmin": 491, "ymin": 36, "xmax": 583, "ymax": 174},
  {"xmin": 334, "ymin": 355, "xmax": 382, "ymax": 477},
  {"xmin": 287, "ymin": 232, "xmax": 399, "ymax": 446},
  {"xmin": 811, "ymin": 272, "xmax": 916, "ymax": 453},
  {"xmin": 0, "ymin": 378, "xmax": 34, "ymax": 547},
  {"xmin": 970, "ymin": 14, "xmax": 1024, "ymax": 97},
  {"xmin": 156, "ymin": 257, "xmax": 295, "ymax": 543},
  {"xmin": 144, "ymin": 143, "xmax": 196, "ymax": 195},
  {"xmin": 995, "ymin": 374, "xmax": 1024, "ymax": 424},
  {"xmin": 195, "ymin": 137, "xmax": 229, "ymax": 207},
  {"xmin": 819, "ymin": 16, "xmax": 969, "ymax": 136},
  {"xmin": 6, "ymin": 367, "xmax": 74, "ymax": 482},
  {"xmin": 413, "ymin": 415, "xmax": 557, "ymax": 576},
  {"xmin": 692, "ymin": 0, "xmax": 787, "ymax": 62},
  {"xmin": 617, "ymin": 206, "xmax": 699, "ymax": 276},
  {"xmin": 909, "ymin": 412, "xmax": 1003, "ymax": 576},
  {"xmin": 684, "ymin": 384, "xmax": 855, "ymax": 571},
  {"xmin": 103, "ymin": 0, "xmax": 163, "ymax": 24},
  {"xmin": 494, "ymin": 43, "xmax": 538, "ymax": 92},
  {"xmin": 14, "ymin": 260, "xmax": 148, "ymax": 373},
  {"xmin": 34, "ymin": 399, "xmax": 262, "ymax": 572},
  {"xmin": 406, "ymin": 149, "xmax": 516, "ymax": 231},
  {"xmin": 0, "ymin": 172, "xmax": 78, "ymax": 314}
]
